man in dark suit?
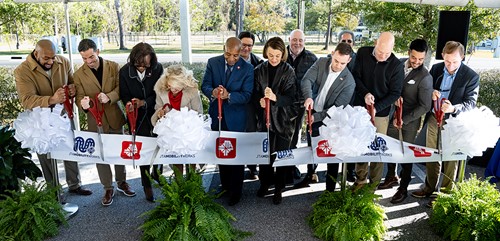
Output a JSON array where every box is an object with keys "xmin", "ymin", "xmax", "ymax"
[
  {"xmin": 201, "ymin": 37, "xmax": 254, "ymax": 206},
  {"xmin": 300, "ymin": 42, "xmax": 356, "ymax": 191},
  {"xmin": 412, "ymin": 41, "xmax": 479, "ymax": 206},
  {"xmin": 376, "ymin": 39, "xmax": 433, "ymax": 204},
  {"xmin": 287, "ymin": 29, "xmax": 318, "ymax": 186},
  {"xmin": 238, "ymin": 31, "xmax": 263, "ymax": 180}
]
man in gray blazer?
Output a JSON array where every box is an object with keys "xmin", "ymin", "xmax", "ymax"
[
  {"xmin": 376, "ymin": 39, "xmax": 433, "ymax": 204},
  {"xmin": 297, "ymin": 42, "xmax": 356, "ymax": 191},
  {"xmin": 412, "ymin": 41, "xmax": 479, "ymax": 207}
]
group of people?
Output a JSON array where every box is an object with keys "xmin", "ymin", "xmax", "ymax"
[{"xmin": 14, "ymin": 28, "xmax": 479, "ymax": 209}]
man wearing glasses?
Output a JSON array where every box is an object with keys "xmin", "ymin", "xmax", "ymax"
[
  {"xmin": 238, "ymin": 31, "xmax": 264, "ymax": 181},
  {"xmin": 338, "ymin": 30, "xmax": 357, "ymax": 73}
]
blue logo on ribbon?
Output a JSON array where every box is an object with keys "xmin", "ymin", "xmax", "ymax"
[
  {"xmin": 369, "ymin": 136, "xmax": 388, "ymax": 152},
  {"xmin": 276, "ymin": 149, "xmax": 294, "ymax": 159},
  {"xmin": 74, "ymin": 136, "xmax": 96, "ymax": 154},
  {"xmin": 263, "ymin": 138, "xmax": 269, "ymax": 152}
]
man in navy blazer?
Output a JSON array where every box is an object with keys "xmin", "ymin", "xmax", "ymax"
[
  {"xmin": 412, "ymin": 41, "xmax": 479, "ymax": 206},
  {"xmin": 201, "ymin": 37, "xmax": 254, "ymax": 206},
  {"xmin": 299, "ymin": 42, "xmax": 356, "ymax": 192}
]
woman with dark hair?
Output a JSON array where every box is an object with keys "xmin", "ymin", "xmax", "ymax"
[
  {"xmin": 253, "ymin": 37, "xmax": 298, "ymax": 205},
  {"xmin": 119, "ymin": 42, "xmax": 163, "ymax": 202}
]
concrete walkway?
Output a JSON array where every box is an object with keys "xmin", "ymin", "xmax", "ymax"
[{"xmin": 42, "ymin": 158, "xmax": 488, "ymax": 241}]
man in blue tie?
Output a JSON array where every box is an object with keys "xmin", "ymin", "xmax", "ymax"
[{"xmin": 201, "ymin": 37, "xmax": 254, "ymax": 206}]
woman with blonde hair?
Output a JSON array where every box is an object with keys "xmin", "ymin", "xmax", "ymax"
[{"xmin": 152, "ymin": 64, "xmax": 203, "ymax": 174}]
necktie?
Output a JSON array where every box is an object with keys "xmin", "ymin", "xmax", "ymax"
[{"xmin": 225, "ymin": 64, "xmax": 232, "ymax": 84}]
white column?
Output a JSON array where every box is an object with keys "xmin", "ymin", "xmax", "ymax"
[{"xmin": 180, "ymin": 0, "xmax": 192, "ymax": 64}]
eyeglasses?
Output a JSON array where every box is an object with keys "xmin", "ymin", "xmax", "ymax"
[
  {"xmin": 341, "ymin": 39, "xmax": 353, "ymax": 43},
  {"xmin": 242, "ymin": 44, "xmax": 254, "ymax": 48}
]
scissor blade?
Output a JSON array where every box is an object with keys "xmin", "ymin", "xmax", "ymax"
[
  {"xmin": 437, "ymin": 128, "xmax": 443, "ymax": 162},
  {"xmin": 97, "ymin": 126, "xmax": 105, "ymax": 161},
  {"xmin": 131, "ymin": 134, "xmax": 136, "ymax": 168},
  {"xmin": 399, "ymin": 129, "xmax": 404, "ymax": 155}
]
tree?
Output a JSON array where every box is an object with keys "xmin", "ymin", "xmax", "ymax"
[
  {"xmin": 245, "ymin": 0, "xmax": 287, "ymax": 43},
  {"xmin": 357, "ymin": 0, "xmax": 500, "ymax": 54},
  {"xmin": 114, "ymin": 0, "xmax": 126, "ymax": 50},
  {"xmin": 0, "ymin": 0, "xmax": 52, "ymax": 49}
]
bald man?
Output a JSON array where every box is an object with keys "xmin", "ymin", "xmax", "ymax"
[
  {"xmin": 201, "ymin": 37, "xmax": 254, "ymax": 206},
  {"xmin": 15, "ymin": 39, "xmax": 92, "ymax": 196},
  {"xmin": 351, "ymin": 32, "xmax": 404, "ymax": 189}
]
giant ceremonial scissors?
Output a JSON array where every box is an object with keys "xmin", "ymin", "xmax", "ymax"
[{"xmin": 88, "ymin": 93, "xmax": 105, "ymax": 161}]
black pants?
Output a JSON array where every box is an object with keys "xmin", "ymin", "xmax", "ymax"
[
  {"xmin": 306, "ymin": 122, "xmax": 338, "ymax": 191},
  {"xmin": 216, "ymin": 119, "xmax": 244, "ymax": 198},
  {"xmin": 259, "ymin": 131, "xmax": 292, "ymax": 191},
  {"xmin": 140, "ymin": 165, "xmax": 163, "ymax": 187}
]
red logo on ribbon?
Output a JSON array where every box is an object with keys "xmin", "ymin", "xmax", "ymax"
[
  {"xmin": 409, "ymin": 146, "xmax": 432, "ymax": 157},
  {"xmin": 216, "ymin": 137, "xmax": 236, "ymax": 158},
  {"xmin": 316, "ymin": 140, "xmax": 336, "ymax": 157},
  {"xmin": 121, "ymin": 141, "xmax": 142, "ymax": 159}
]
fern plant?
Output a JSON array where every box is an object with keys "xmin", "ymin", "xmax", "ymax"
[
  {"xmin": 430, "ymin": 174, "xmax": 500, "ymax": 240},
  {"xmin": 0, "ymin": 125, "xmax": 42, "ymax": 197},
  {"xmin": 0, "ymin": 181, "xmax": 66, "ymax": 241},
  {"xmin": 308, "ymin": 183, "xmax": 386, "ymax": 241},
  {"xmin": 139, "ymin": 167, "xmax": 251, "ymax": 241}
]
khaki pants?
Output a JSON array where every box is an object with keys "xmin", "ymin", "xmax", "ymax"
[
  {"xmin": 97, "ymin": 127, "xmax": 127, "ymax": 190},
  {"xmin": 423, "ymin": 115, "xmax": 457, "ymax": 193},
  {"xmin": 38, "ymin": 154, "xmax": 81, "ymax": 191},
  {"xmin": 355, "ymin": 116, "xmax": 389, "ymax": 185}
]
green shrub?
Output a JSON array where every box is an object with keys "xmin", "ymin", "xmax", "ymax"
[
  {"xmin": 430, "ymin": 174, "xmax": 500, "ymax": 241},
  {"xmin": 0, "ymin": 125, "xmax": 42, "ymax": 197},
  {"xmin": 139, "ymin": 167, "xmax": 251, "ymax": 241},
  {"xmin": 308, "ymin": 184, "xmax": 386, "ymax": 241},
  {"xmin": 477, "ymin": 69, "xmax": 500, "ymax": 116},
  {"xmin": 0, "ymin": 182, "xmax": 66, "ymax": 241},
  {"xmin": 0, "ymin": 67, "xmax": 22, "ymax": 126}
]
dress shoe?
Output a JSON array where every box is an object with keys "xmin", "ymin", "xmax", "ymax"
[
  {"xmin": 378, "ymin": 176, "xmax": 400, "ymax": 190},
  {"xmin": 144, "ymin": 187, "xmax": 155, "ymax": 202},
  {"xmin": 69, "ymin": 186, "xmax": 93, "ymax": 196},
  {"xmin": 101, "ymin": 189, "xmax": 114, "ymax": 206},
  {"xmin": 390, "ymin": 189, "xmax": 408, "ymax": 204},
  {"xmin": 411, "ymin": 190, "xmax": 432, "ymax": 198},
  {"xmin": 117, "ymin": 182, "xmax": 136, "ymax": 197},
  {"xmin": 228, "ymin": 194, "xmax": 241, "ymax": 206},
  {"xmin": 257, "ymin": 185, "xmax": 269, "ymax": 197},
  {"xmin": 293, "ymin": 174, "xmax": 315, "ymax": 189},
  {"xmin": 273, "ymin": 189, "xmax": 282, "ymax": 205}
]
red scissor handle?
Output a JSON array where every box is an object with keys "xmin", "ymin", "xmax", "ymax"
[
  {"xmin": 265, "ymin": 98, "xmax": 270, "ymax": 129},
  {"xmin": 366, "ymin": 104, "xmax": 375, "ymax": 125},
  {"xmin": 126, "ymin": 100, "xmax": 138, "ymax": 135},
  {"xmin": 217, "ymin": 88, "xmax": 222, "ymax": 122},
  {"xmin": 433, "ymin": 98, "xmax": 447, "ymax": 128},
  {"xmin": 63, "ymin": 85, "xmax": 74, "ymax": 119},
  {"xmin": 88, "ymin": 93, "xmax": 104, "ymax": 127},
  {"xmin": 307, "ymin": 106, "xmax": 312, "ymax": 136},
  {"xmin": 395, "ymin": 98, "xmax": 403, "ymax": 129}
]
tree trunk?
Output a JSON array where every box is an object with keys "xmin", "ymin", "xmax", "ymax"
[
  {"xmin": 114, "ymin": 0, "xmax": 126, "ymax": 50},
  {"xmin": 323, "ymin": 0, "xmax": 333, "ymax": 50}
]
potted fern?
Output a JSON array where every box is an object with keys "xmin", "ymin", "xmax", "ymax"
[
  {"xmin": 0, "ymin": 181, "xmax": 66, "ymax": 241},
  {"xmin": 0, "ymin": 125, "xmax": 42, "ymax": 197},
  {"xmin": 139, "ymin": 167, "xmax": 251, "ymax": 241},
  {"xmin": 308, "ymin": 183, "xmax": 386, "ymax": 241},
  {"xmin": 430, "ymin": 174, "xmax": 500, "ymax": 240}
]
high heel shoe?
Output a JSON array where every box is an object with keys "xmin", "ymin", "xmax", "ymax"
[{"xmin": 273, "ymin": 189, "xmax": 282, "ymax": 205}]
